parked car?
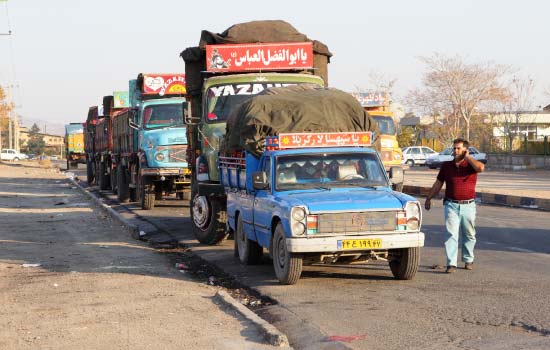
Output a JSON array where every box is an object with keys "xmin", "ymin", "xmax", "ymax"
[
  {"xmin": 401, "ymin": 146, "xmax": 437, "ymax": 166},
  {"xmin": 27, "ymin": 153, "xmax": 37, "ymax": 160},
  {"xmin": 426, "ymin": 146, "xmax": 487, "ymax": 169},
  {"xmin": 0, "ymin": 149, "xmax": 28, "ymax": 162},
  {"xmin": 49, "ymin": 155, "xmax": 58, "ymax": 160}
]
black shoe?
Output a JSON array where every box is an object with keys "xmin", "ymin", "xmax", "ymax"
[
  {"xmin": 465, "ymin": 262, "xmax": 474, "ymax": 270},
  {"xmin": 446, "ymin": 266, "xmax": 456, "ymax": 273}
]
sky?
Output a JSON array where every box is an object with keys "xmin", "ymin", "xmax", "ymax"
[{"xmin": 1, "ymin": 0, "xmax": 549, "ymax": 134}]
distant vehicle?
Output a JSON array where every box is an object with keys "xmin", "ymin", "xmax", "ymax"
[
  {"xmin": 49, "ymin": 155, "xmax": 58, "ymax": 160},
  {"xmin": 0, "ymin": 149, "xmax": 28, "ymax": 162},
  {"xmin": 426, "ymin": 146, "xmax": 487, "ymax": 169},
  {"xmin": 27, "ymin": 154, "xmax": 37, "ymax": 160},
  {"xmin": 401, "ymin": 146, "xmax": 437, "ymax": 166}
]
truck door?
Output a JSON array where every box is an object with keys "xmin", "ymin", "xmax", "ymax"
[{"xmin": 252, "ymin": 157, "xmax": 274, "ymax": 248}]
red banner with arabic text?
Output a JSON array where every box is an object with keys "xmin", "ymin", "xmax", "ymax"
[
  {"xmin": 206, "ymin": 42, "xmax": 313, "ymax": 72},
  {"xmin": 277, "ymin": 132, "xmax": 373, "ymax": 149}
]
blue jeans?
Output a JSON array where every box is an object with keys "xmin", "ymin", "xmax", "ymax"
[{"xmin": 444, "ymin": 201, "xmax": 477, "ymax": 267}]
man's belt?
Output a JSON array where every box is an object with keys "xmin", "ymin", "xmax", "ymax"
[{"xmin": 444, "ymin": 198, "xmax": 475, "ymax": 204}]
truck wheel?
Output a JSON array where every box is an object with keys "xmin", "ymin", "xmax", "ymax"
[
  {"xmin": 98, "ymin": 162, "xmax": 110, "ymax": 191},
  {"xmin": 110, "ymin": 167, "xmax": 118, "ymax": 194},
  {"xmin": 191, "ymin": 191, "xmax": 227, "ymax": 245},
  {"xmin": 236, "ymin": 214, "xmax": 263, "ymax": 265},
  {"xmin": 273, "ymin": 223, "xmax": 302, "ymax": 285},
  {"xmin": 141, "ymin": 183, "xmax": 155, "ymax": 210},
  {"xmin": 86, "ymin": 160, "xmax": 95, "ymax": 185},
  {"xmin": 389, "ymin": 247, "xmax": 420, "ymax": 280},
  {"xmin": 117, "ymin": 166, "xmax": 130, "ymax": 203}
]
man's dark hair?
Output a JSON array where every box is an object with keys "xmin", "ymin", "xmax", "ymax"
[{"xmin": 453, "ymin": 137, "xmax": 469, "ymax": 147}]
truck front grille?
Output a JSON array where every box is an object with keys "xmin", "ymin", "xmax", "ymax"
[
  {"xmin": 167, "ymin": 145, "xmax": 187, "ymax": 163},
  {"xmin": 317, "ymin": 211, "xmax": 395, "ymax": 234}
]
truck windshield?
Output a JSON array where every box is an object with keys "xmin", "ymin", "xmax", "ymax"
[
  {"xmin": 205, "ymin": 83, "xmax": 299, "ymax": 123},
  {"xmin": 275, "ymin": 153, "xmax": 388, "ymax": 191},
  {"xmin": 143, "ymin": 104, "xmax": 184, "ymax": 129},
  {"xmin": 372, "ymin": 116, "xmax": 396, "ymax": 135}
]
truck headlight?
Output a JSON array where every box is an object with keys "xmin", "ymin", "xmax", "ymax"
[
  {"xmin": 292, "ymin": 222, "xmax": 306, "ymax": 236},
  {"xmin": 404, "ymin": 201, "xmax": 421, "ymax": 231},
  {"xmin": 291, "ymin": 207, "xmax": 306, "ymax": 221},
  {"xmin": 155, "ymin": 152, "xmax": 165, "ymax": 161}
]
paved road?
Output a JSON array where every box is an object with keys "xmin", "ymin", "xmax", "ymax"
[
  {"xmin": 72, "ymin": 163, "xmax": 550, "ymax": 350},
  {"xmin": 404, "ymin": 167, "xmax": 550, "ymax": 199}
]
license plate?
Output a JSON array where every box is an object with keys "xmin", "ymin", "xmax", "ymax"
[{"xmin": 337, "ymin": 239, "xmax": 382, "ymax": 250}]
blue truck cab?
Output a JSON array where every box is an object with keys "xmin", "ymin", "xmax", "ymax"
[{"xmin": 220, "ymin": 132, "xmax": 425, "ymax": 285}]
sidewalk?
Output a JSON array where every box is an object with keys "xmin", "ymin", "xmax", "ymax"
[{"xmin": 0, "ymin": 162, "xmax": 288, "ymax": 350}]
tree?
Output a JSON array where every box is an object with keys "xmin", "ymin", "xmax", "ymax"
[
  {"xmin": 0, "ymin": 86, "xmax": 11, "ymax": 149},
  {"xmin": 27, "ymin": 123, "xmax": 46, "ymax": 155},
  {"xmin": 493, "ymin": 76, "xmax": 536, "ymax": 152},
  {"xmin": 408, "ymin": 54, "xmax": 510, "ymax": 142}
]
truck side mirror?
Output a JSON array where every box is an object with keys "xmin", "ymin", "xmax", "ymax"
[
  {"xmin": 389, "ymin": 166, "xmax": 404, "ymax": 185},
  {"xmin": 252, "ymin": 171, "xmax": 269, "ymax": 190}
]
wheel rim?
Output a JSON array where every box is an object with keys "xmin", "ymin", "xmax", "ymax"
[{"xmin": 192, "ymin": 195, "xmax": 210, "ymax": 229}]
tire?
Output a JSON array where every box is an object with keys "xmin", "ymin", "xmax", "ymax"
[
  {"xmin": 389, "ymin": 247, "xmax": 420, "ymax": 280},
  {"xmin": 272, "ymin": 223, "xmax": 302, "ymax": 285},
  {"xmin": 191, "ymin": 187, "xmax": 227, "ymax": 245},
  {"xmin": 98, "ymin": 162, "xmax": 110, "ymax": 191},
  {"xmin": 117, "ymin": 166, "xmax": 130, "ymax": 203},
  {"xmin": 235, "ymin": 214, "xmax": 263, "ymax": 265},
  {"xmin": 406, "ymin": 159, "xmax": 414, "ymax": 167},
  {"xmin": 428, "ymin": 165, "xmax": 436, "ymax": 169},
  {"xmin": 86, "ymin": 159, "xmax": 95, "ymax": 185},
  {"xmin": 66, "ymin": 159, "xmax": 70, "ymax": 170},
  {"xmin": 110, "ymin": 166, "xmax": 118, "ymax": 194},
  {"xmin": 13, "ymin": 157, "xmax": 19, "ymax": 162},
  {"xmin": 141, "ymin": 182, "xmax": 155, "ymax": 210}
]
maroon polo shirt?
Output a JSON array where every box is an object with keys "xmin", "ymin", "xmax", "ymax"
[{"xmin": 436, "ymin": 160, "xmax": 478, "ymax": 200}]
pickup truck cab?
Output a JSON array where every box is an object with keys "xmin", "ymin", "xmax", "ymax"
[{"xmin": 220, "ymin": 132, "xmax": 425, "ymax": 285}]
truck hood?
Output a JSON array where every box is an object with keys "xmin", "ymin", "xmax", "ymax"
[
  {"xmin": 279, "ymin": 189, "xmax": 411, "ymax": 213},
  {"xmin": 142, "ymin": 127, "xmax": 187, "ymax": 146}
]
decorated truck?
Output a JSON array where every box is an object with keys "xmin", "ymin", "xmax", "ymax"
[
  {"xmin": 93, "ymin": 95, "xmax": 115, "ymax": 191},
  {"xmin": 65, "ymin": 123, "xmax": 85, "ymax": 169},
  {"xmin": 351, "ymin": 91, "xmax": 404, "ymax": 191},
  {"xmin": 219, "ymin": 87, "xmax": 423, "ymax": 284},
  {"xmin": 180, "ymin": 20, "xmax": 334, "ymax": 245},
  {"xmin": 113, "ymin": 73, "xmax": 190, "ymax": 209},
  {"xmin": 84, "ymin": 106, "xmax": 99, "ymax": 185}
]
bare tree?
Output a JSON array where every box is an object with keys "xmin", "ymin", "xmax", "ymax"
[
  {"xmin": 408, "ymin": 53, "xmax": 510, "ymax": 141},
  {"xmin": 493, "ymin": 76, "xmax": 536, "ymax": 151}
]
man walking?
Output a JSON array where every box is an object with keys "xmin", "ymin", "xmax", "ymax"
[{"xmin": 424, "ymin": 138, "xmax": 485, "ymax": 273}]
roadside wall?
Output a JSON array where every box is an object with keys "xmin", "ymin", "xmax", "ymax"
[{"xmin": 488, "ymin": 153, "xmax": 550, "ymax": 170}]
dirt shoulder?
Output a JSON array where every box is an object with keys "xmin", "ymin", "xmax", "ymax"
[{"xmin": 0, "ymin": 163, "xmax": 279, "ymax": 350}]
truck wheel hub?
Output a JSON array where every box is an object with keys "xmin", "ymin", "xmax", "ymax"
[{"xmin": 192, "ymin": 196, "xmax": 210, "ymax": 228}]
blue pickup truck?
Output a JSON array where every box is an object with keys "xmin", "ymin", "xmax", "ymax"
[{"xmin": 220, "ymin": 132, "xmax": 425, "ymax": 285}]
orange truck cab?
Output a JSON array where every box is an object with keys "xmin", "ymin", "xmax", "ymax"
[{"xmin": 351, "ymin": 92, "xmax": 404, "ymax": 191}]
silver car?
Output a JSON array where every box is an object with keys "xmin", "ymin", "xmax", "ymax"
[
  {"xmin": 401, "ymin": 146, "xmax": 437, "ymax": 166},
  {"xmin": 426, "ymin": 146, "xmax": 487, "ymax": 169}
]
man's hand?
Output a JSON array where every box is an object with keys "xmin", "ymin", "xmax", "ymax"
[{"xmin": 425, "ymin": 198, "xmax": 431, "ymax": 210}]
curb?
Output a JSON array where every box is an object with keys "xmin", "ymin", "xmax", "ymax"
[
  {"xmin": 215, "ymin": 290, "xmax": 290, "ymax": 348},
  {"xmin": 403, "ymin": 185, "xmax": 550, "ymax": 211},
  {"xmin": 67, "ymin": 176, "xmax": 140, "ymax": 237},
  {"xmin": 65, "ymin": 172, "xmax": 292, "ymax": 348}
]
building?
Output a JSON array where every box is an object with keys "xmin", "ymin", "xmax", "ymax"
[
  {"xmin": 488, "ymin": 111, "xmax": 550, "ymax": 150},
  {"xmin": 19, "ymin": 126, "xmax": 65, "ymax": 155}
]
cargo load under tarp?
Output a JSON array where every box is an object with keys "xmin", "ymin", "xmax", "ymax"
[
  {"xmin": 222, "ymin": 86, "xmax": 380, "ymax": 156},
  {"xmin": 180, "ymin": 20, "xmax": 332, "ymax": 94}
]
